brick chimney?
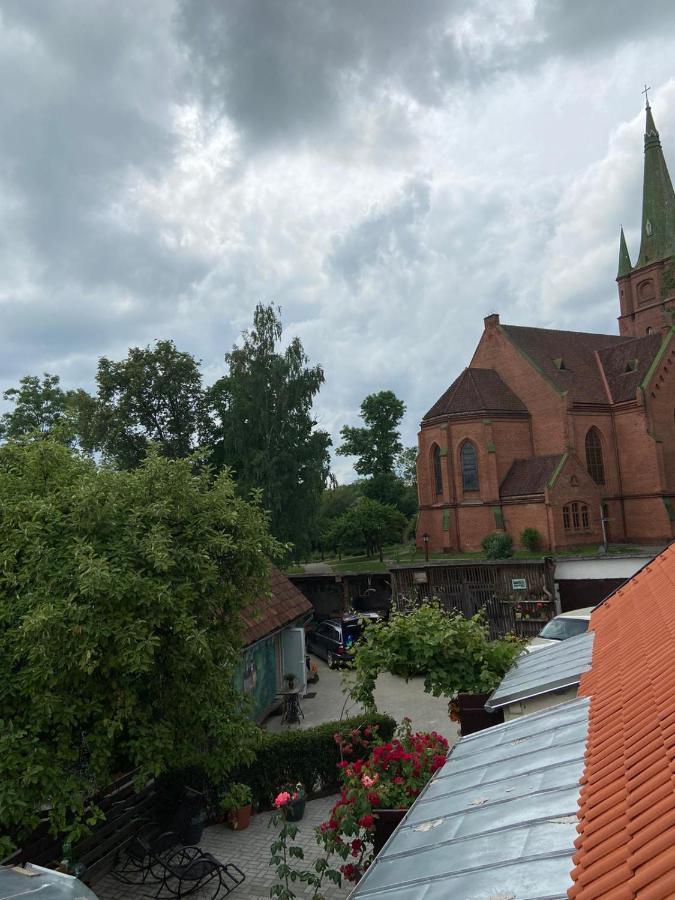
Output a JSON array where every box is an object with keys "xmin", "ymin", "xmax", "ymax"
[{"xmin": 484, "ymin": 313, "xmax": 500, "ymax": 330}]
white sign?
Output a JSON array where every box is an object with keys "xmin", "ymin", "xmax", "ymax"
[{"xmin": 511, "ymin": 578, "xmax": 527, "ymax": 590}]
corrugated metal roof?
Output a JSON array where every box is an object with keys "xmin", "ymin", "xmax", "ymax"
[
  {"xmin": 350, "ymin": 697, "xmax": 590, "ymax": 900},
  {"xmin": 485, "ymin": 632, "xmax": 594, "ymax": 712}
]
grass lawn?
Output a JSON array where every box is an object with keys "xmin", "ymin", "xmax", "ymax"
[{"xmin": 283, "ymin": 541, "xmax": 645, "ymax": 575}]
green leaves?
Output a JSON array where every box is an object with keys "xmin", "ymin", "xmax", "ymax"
[
  {"xmin": 0, "ymin": 439, "xmax": 279, "ymax": 848},
  {"xmin": 337, "ymin": 390, "xmax": 405, "ymax": 478},
  {"xmin": 210, "ymin": 304, "xmax": 330, "ymax": 559},
  {"xmin": 351, "ymin": 602, "xmax": 524, "ymax": 707}
]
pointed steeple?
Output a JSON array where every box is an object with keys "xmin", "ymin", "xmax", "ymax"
[
  {"xmin": 617, "ymin": 226, "xmax": 632, "ymax": 277},
  {"xmin": 636, "ymin": 101, "xmax": 675, "ymax": 268}
]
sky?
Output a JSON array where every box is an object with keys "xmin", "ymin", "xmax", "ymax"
[{"xmin": 2, "ymin": 0, "xmax": 675, "ymax": 481}]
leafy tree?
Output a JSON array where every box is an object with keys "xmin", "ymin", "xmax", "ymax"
[
  {"xmin": 349, "ymin": 602, "xmax": 524, "ymax": 711},
  {"xmin": 361, "ymin": 473, "xmax": 417, "ymax": 518},
  {"xmin": 0, "ymin": 439, "xmax": 279, "ymax": 853},
  {"xmin": 84, "ymin": 340, "xmax": 210, "ymax": 469},
  {"xmin": 0, "ymin": 373, "xmax": 84, "ymax": 443},
  {"xmin": 210, "ymin": 304, "xmax": 331, "ymax": 557},
  {"xmin": 395, "ymin": 446, "xmax": 418, "ymax": 489},
  {"xmin": 336, "ymin": 390, "xmax": 405, "ymax": 478},
  {"xmin": 328, "ymin": 498, "xmax": 406, "ymax": 561}
]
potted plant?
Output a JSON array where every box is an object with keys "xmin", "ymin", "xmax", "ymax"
[
  {"xmin": 220, "ymin": 782, "xmax": 253, "ymax": 831},
  {"xmin": 273, "ymin": 782, "xmax": 306, "ymax": 821}
]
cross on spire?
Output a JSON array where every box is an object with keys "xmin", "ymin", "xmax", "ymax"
[{"xmin": 642, "ymin": 84, "xmax": 652, "ymax": 108}]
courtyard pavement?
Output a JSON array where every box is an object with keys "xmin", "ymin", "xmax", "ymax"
[
  {"xmin": 267, "ymin": 653, "xmax": 461, "ymax": 745},
  {"xmin": 94, "ymin": 795, "xmax": 350, "ymax": 900}
]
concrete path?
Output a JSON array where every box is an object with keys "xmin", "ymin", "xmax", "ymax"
[
  {"xmin": 94, "ymin": 795, "xmax": 350, "ymax": 900},
  {"xmin": 267, "ymin": 655, "xmax": 460, "ymax": 745}
]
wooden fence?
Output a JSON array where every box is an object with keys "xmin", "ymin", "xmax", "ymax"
[{"xmin": 390, "ymin": 559, "xmax": 556, "ymax": 639}]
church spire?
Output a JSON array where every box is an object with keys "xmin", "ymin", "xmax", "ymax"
[
  {"xmin": 617, "ymin": 226, "xmax": 632, "ymax": 277},
  {"xmin": 636, "ymin": 100, "xmax": 675, "ymax": 268}
]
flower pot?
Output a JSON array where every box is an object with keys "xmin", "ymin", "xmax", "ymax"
[
  {"xmin": 227, "ymin": 803, "xmax": 252, "ymax": 831},
  {"xmin": 373, "ymin": 809, "xmax": 407, "ymax": 856},
  {"xmin": 283, "ymin": 798, "xmax": 306, "ymax": 822},
  {"xmin": 456, "ymin": 692, "xmax": 504, "ymax": 737}
]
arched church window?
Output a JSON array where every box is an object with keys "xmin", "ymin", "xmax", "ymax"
[
  {"xmin": 585, "ymin": 428, "xmax": 605, "ymax": 485},
  {"xmin": 563, "ymin": 502, "xmax": 590, "ymax": 532},
  {"xmin": 432, "ymin": 445, "xmax": 443, "ymax": 497},
  {"xmin": 460, "ymin": 441, "xmax": 479, "ymax": 492}
]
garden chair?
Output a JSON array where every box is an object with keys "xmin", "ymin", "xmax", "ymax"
[{"xmin": 112, "ymin": 821, "xmax": 244, "ymax": 897}]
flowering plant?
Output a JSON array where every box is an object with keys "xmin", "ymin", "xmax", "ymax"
[
  {"xmin": 273, "ymin": 782, "xmax": 306, "ymax": 808},
  {"xmin": 319, "ymin": 719, "xmax": 448, "ymax": 883}
]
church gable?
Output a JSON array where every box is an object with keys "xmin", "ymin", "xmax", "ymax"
[{"xmin": 595, "ymin": 331, "xmax": 663, "ymax": 402}]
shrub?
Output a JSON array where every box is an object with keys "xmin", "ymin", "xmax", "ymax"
[
  {"xmin": 350, "ymin": 602, "xmax": 524, "ymax": 710},
  {"xmin": 481, "ymin": 531, "xmax": 514, "ymax": 559},
  {"xmin": 520, "ymin": 527, "xmax": 542, "ymax": 552},
  {"xmin": 234, "ymin": 713, "xmax": 396, "ymax": 809},
  {"xmin": 159, "ymin": 713, "xmax": 397, "ymax": 819}
]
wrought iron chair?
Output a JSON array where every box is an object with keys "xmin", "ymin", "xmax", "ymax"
[{"xmin": 112, "ymin": 821, "xmax": 244, "ymax": 898}]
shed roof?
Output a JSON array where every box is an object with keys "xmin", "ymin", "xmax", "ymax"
[
  {"xmin": 485, "ymin": 631, "xmax": 594, "ymax": 711},
  {"xmin": 352, "ymin": 698, "xmax": 590, "ymax": 899},
  {"xmin": 500, "ymin": 454, "xmax": 564, "ymax": 497},
  {"xmin": 422, "ymin": 367, "xmax": 527, "ymax": 422},
  {"xmin": 240, "ymin": 565, "xmax": 312, "ymax": 647}
]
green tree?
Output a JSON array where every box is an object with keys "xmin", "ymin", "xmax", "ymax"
[
  {"xmin": 329, "ymin": 498, "xmax": 406, "ymax": 561},
  {"xmin": 336, "ymin": 390, "xmax": 405, "ymax": 478},
  {"xmin": 0, "ymin": 439, "xmax": 279, "ymax": 852},
  {"xmin": 210, "ymin": 304, "xmax": 331, "ymax": 557},
  {"xmin": 84, "ymin": 340, "xmax": 210, "ymax": 468},
  {"xmin": 0, "ymin": 373, "xmax": 84, "ymax": 443},
  {"xmin": 395, "ymin": 446, "xmax": 418, "ymax": 489}
]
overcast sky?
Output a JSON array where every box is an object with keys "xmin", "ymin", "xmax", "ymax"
[{"xmin": 2, "ymin": 0, "xmax": 675, "ymax": 480}]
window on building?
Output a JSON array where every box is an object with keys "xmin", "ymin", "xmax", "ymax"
[
  {"xmin": 432, "ymin": 445, "xmax": 443, "ymax": 496},
  {"xmin": 460, "ymin": 441, "xmax": 479, "ymax": 491},
  {"xmin": 563, "ymin": 502, "xmax": 590, "ymax": 532},
  {"xmin": 585, "ymin": 427, "xmax": 605, "ymax": 485}
]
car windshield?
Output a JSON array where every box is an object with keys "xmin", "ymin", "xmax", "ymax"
[
  {"xmin": 342, "ymin": 623, "xmax": 363, "ymax": 648},
  {"xmin": 538, "ymin": 617, "xmax": 589, "ymax": 641}
]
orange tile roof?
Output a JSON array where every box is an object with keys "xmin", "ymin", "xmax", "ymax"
[
  {"xmin": 568, "ymin": 543, "xmax": 675, "ymax": 899},
  {"xmin": 241, "ymin": 564, "xmax": 312, "ymax": 646}
]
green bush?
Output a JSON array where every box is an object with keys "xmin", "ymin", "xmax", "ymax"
[
  {"xmin": 481, "ymin": 531, "xmax": 514, "ymax": 559},
  {"xmin": 520, "ymin": 527, "xmax": 542, "ymax": 552},
  {"xmin": 235, "ymin": 713, "xmax": 396, "ymax": 809},
  {"xmin": 157, "ymin": 713, "xmax": 397, "ymax": 819}
]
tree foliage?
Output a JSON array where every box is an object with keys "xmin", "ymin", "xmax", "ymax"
[
  {"xmin": 349, "ymin": 602, "xmax": 524, "ymax": 710},
  {"xmin": 0, "ymin": 439, "xmax": 279, "ymax": 851},
  {"xmin": 481, "ymin": 531, "xmax": 514, "ymax": 559},
  {"xmin": 210, "ymin": 304, "xmax": 331, "ymax": 557},
  {"xmin": 82, "ymin": 340, "xmax": 210, "ymax": 469},
  {"xmin": 326, "ymin": 498, "xmax": 406, "ymax": 561},
  {"xmin": 337, "ymin": 390, "xmax": 405, "ymax": 478},
  {"xmin": 0, "ymin": 373, "xmax": 85, "ymax": 443}
]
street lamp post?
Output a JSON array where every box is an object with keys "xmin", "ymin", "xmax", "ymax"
[{"xmin": 422, "ymin": 532, "xmax": 430, "ymax": 563}]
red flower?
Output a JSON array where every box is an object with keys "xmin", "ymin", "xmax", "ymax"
[
  {"xmin": 358, "ymin": 814, "xmax": 375, "ymax": 829},
  {"xmin": 351, "ymin": 838, "xmax": 363, "ymax": 856},
  {"xmin": 367, "ymin": 792, "xmax": 381, "ymax": 806}
]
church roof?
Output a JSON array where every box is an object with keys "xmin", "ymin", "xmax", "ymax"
[
  {"xmin": 595, "ymin": 332, "xmax": 663, "ymax": 403},
  {"xmin": 422, "ymin": 367, "xmax": 527, "ymax": 422},
  {"xmin": 636, "ymin": 103, "xmax": 675, "ymax": 268},
  {"xmin": 499, "ymin": 324, "xmax": 635, "ymax": 403},
  {"xmin": 500, "ymin": 454, "xmax": 564, "ymax": 497}
]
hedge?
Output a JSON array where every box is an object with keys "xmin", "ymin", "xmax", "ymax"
[
  {"xmin": 233, "ymin": 712, "xmax": 397, "ymax": 809},
  {"xmin": 156, "ymin": 712, "xmax": 397, "ymax": 821}
]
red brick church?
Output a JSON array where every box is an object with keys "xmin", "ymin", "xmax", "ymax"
[{"xmin": 417, "ymin": 102, "xmax": 675, "ymax": 552}]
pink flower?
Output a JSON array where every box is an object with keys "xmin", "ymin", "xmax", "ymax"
[
  {"xmin": 273, "ymin": 791, "xmax": 291, "ymax": 808},
  {"xmin": 361, "ymin": 774, "xmax": 378, "ymax": 788}
]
